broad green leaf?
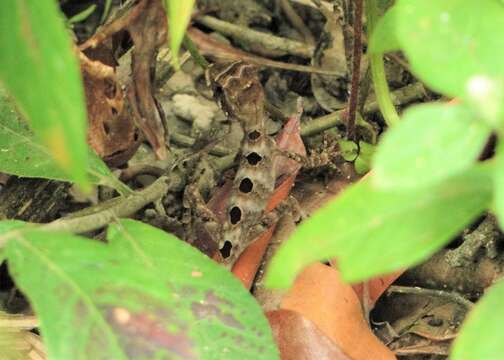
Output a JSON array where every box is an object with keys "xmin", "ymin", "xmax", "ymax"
[
  {"xmin": 0, "ymin": 89, "xmax": 131, "ymax": 195},
  {"xmin": 494, "ymin": 140, "xmax": 504, "ymax": 228},
  {"xmin": 368, "ymin": 4, "xmax": 400, "ymax": 54},
  {"xmin": 266, "ymin": 163, "xmax": 493, "ymax": 287},
  {"xmin": 6, "ymin": 220, "xmax": 278, "ymax": 360},
  {"xmin": 451, "ymin": 280, "xmax": 504, "ymax": 359},
  {"xmin": 0, "ymin": 0, "xmax": 90, "ymax": 190},
  {"xmin": 166, "ymin": 0, "xmax": 195, "ymax": 68},
  {"xmin": 394, "ymin": 0, "xmax": 504, "ymax": 100},
  {"xmin": 373, "ymin": 103, "xmax": 491, "ymax": 189}
]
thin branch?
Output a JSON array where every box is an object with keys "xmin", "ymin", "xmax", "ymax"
[{"xmin": 347, "ymin": 0, "xmax": 364, "ymax": 140}]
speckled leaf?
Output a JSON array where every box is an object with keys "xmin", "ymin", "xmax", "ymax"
[
  {"xmin": 0, "ymin": 89, "xmax": 131, "ymax": 195},
  {"xmin": 266, "ymin": 163, "xmax": 493, "ymax": 287},
  {"xmin": 451, "ymin": 280, "xmax": 504, "ymax": 359},
  {"xmin": 0, "ymin": 0, "xmax": 90, "ymax": 189},
  {"xmin": 5, "ymin": 220, "xmax": 278, "ymax": 360},
  {"xmin": 373, "ymin": 103, "xmax": 491, "ymax": 189}
]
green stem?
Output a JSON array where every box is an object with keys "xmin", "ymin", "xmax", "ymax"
[{"xmin": 365, "ymin": 0, "xmax": 400, "ymax": 127}]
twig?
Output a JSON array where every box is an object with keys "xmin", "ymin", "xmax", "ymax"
[
  {"xmin": 195, "ymin": 15, "xmax": 314, "ymax": 58},
  {"xmin": 290, "ymin": 0, "xmax": 332, "ymax": 11},
  {"xmin": 387, "ymin": 285, "xmax": 474, "ymax": 310},
  {"xmin": 40, "ymin": 176, "xmax": 169, "ymax": 234},
  {"xmin": 187, "ymin": 28, "xmax": 338, "ymax": 75},
  {"xmin": 346, "ymin": 0, "xmax": 364, "ymax": 140},
  {"xmin": 301, "ymin": 82, "xmax": 425, "ymax": 137},
  {"xmin": 279, "ymin": 0, "xmax": 315, "ymax": 45},
  {"xmin": 445, "ymin": 214, "xmax": 500, "ymax": 267},
  {"xmin": 0, "ymin": 314, "xmax": 39, "ymax": 330},
  {"xmin": 170, "ymin": 133, "xmax": 230, "ymax": 157}
]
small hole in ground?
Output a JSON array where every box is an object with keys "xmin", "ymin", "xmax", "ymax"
[
  {"xmin": 220, "ymin": 241, "xmax": 233, "ymax": 258},
  {"xmin": 229, "ymin": 206, "xmax": 242, "ymax": 224},
  {"xmin": 239, "ymin": 178, "xmax": 253, "ymax": 193},
  {"xmin": 246, "ymin": 152, "xmax": 262, "ymax": 165}
]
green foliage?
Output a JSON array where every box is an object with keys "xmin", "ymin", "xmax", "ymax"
[
  {"xmin": 394, "ymin": 0, "xmax": 504, "ymax": 103},
  {"xmin": 0, "ymin": 89, "xmax": 131, "ymax": 195},
  {"xmin": 165, "ymin": 0, "xmax": 196, "ymax": 69},
  {"xmin": 268, "ymin": 1, "xmax": 504, "ymax": 356},
  {"xmin": 451, "ymin": 280, "xmax": 504, "ymax": 359},
  {"xmin": 0, "ymin": 0, "xmax": 91, "ymax": 190},
  {"xmin": 4, "ymin": 219, "xmax": 278, "ymax": 360},
  {"xmin": 373, "ymin": 103, "xmax": 491, "ymax": 189},
  {"xmin": 266, "ymin": 163, "xmax": 493, "ymax": 286},
  {"xmin": 495, "ymin": 142, "xmax": 504, "ymax": 227}
]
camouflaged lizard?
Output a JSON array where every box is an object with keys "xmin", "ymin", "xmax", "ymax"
[{"xmin": 207, "ymin": 61, "xmax": 277, "ymax": 266}]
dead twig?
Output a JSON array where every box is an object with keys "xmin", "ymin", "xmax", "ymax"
[{"xmin": 195, "ymin": 15, "xmax": 314, "ymax": 58}]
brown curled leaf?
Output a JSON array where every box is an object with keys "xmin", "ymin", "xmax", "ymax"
[{"xmin": 267, "ymin": 309, "xmax": 352, "ymax": 360}]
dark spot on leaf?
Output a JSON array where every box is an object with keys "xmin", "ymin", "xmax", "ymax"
[
  {"xmin": 229, "ymin": 206, "xmax": 241, "ymax": 224},
  {"xmin": 239, "ymin": 178, "xmax": 253, "ymax": 193},
  {"xmin": 110, "ymin": 107, "xmax": 118, "ymax": 115},
  {"xmin": 246, "ymin": 152, "xmax": 262, "ymax": 165}
]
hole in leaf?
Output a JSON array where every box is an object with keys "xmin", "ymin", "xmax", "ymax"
[
  {"xmin": 111, "ymin": 107, "xmax": 118, "ymax": 115},
  {"xmin": 220, "ymin": 241, "xmax": 233, "ymax": 258},
  {"xmin": 239, "ymin": 178, "xmax": 253, "ymax": 193},
  {"xmin": 246, "ymin": 152, "xmax": 262, "ymax": 165},
  {"xmin": 229, "ymin": 206, "xmax": 242, "ymax": 224}
]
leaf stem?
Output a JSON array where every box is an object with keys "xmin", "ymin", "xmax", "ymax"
[{"xmin": 365, "ymin": 0, "xmax": 400, "ymax": 127}]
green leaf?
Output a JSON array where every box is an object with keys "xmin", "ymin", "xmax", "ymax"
[
  {"xmin": 338, "ymin": 140, "xmax": 358, "ymax": 162},
  {"xmin": 67, "ymin": 4, "xmax": 97, "ymax": 25},
  {"xmin": 266, "ymin": 163, "xmax": 493, "ymax": 287},
  {"xmin": 0, "ymin": 89, "xmax": 131, "ymax": 195},
  {"xmin": 373, "ymin": 103, "xmax": 491, "ymax": 189},
  {"xmin": 0, "ymin": 0, "xmax": 90, "ymax": 190},
  {"xmin": 369, "ymin": 4, "xmax": 401, "ymax": 54},
  {"xmin": 166, "ymin": 0, "xmax": 195, "ymax": 68},
  {"xmin": 451, "ymin": 280, "xmax": 504, "ymax": 359},
  {"xmin": 355, "ymin": 141, "xmax": 375, "ymax": 175},
  {"xmin": 394, "ymin": 0, "xmax": 504, "ymax": 100},
  {"xmin": 6, "ymin": 220, "xmax": 278, "ymax": 359},
  {"xmin": 494, "ymin": 140, "xmax": 504, "ymax": 228}
]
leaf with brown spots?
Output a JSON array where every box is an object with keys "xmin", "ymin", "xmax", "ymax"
[{"xmin": 5, "ymin": 219, "xmax": 278, "ymax": 359}]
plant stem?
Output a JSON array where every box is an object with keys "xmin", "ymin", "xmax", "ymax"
[
  {"xmin": 347, "ymin": 0, "xmax": 364, "ymax": 140},
  {"xmin": 364, "ymin": 0, "xmax": 400, "ymax": 127}
]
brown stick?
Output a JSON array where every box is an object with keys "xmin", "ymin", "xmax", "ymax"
[{"xmin": 346, "ymin": 0, "xmax": 363, "ymax": 140}]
